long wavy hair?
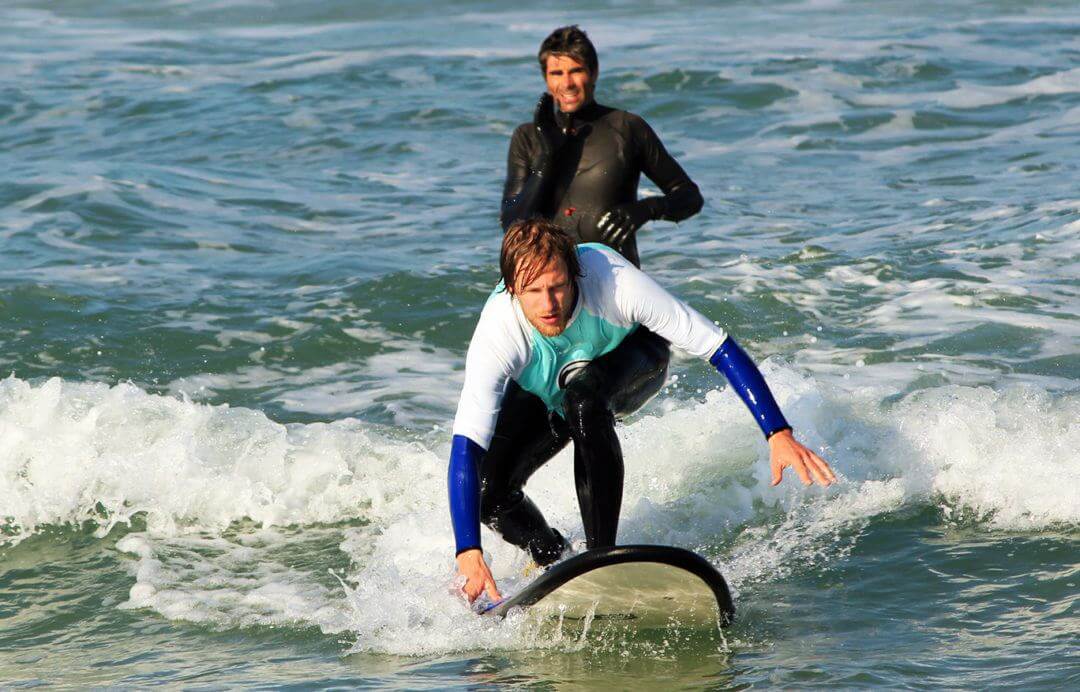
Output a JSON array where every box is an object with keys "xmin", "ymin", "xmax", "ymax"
[{"xmin": 500, "ymin": 219, "xmax": 581, "ymax": 293}]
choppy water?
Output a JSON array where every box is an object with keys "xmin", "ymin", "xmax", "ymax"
[{"xmin": 2, "ymin": 0, "xmax": 1078, "ymax": 688}]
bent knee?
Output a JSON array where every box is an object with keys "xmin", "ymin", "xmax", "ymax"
[
  {"xmin": 480, "ymin": 488, "xmax": 519, "ymax": 524},
  {"xmin": 562, "ymin": 387, "xmax": 614, "ymax": 433}
]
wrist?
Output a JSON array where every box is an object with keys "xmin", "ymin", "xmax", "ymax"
[
  {"xmin": 455, "ymin": 548, "xmax": 484, "ymax": 571},
  {"xmin": 767, "ymin": 427, "xmax": 794, "ymax": 443},
  {"xmin": 639, "ymin": 196, "xmax": 666, "ymax": 220}
]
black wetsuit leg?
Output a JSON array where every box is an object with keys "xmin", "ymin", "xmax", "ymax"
[
  {"xmin": 481, "ymin": 328, "xmax": 670, "ymax": 562},
  {"xmin": 562, "ymin": 327, "xmax": 670, "ymax": 549},
  {"xmin": 480, "ymin": 381, "xmax": 571, "ymax": 566}
]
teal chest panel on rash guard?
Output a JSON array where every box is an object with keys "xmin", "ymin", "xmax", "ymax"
[{"xmin": 516, "ymin": 306, "xmax": 635, "ymax": 414}]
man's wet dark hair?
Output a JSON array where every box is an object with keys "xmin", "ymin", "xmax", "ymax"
[
  {"xmin": 501, "ymin": 219, "xmax": 582, "ymax": 293},
  {"xmin": 538, "ymin": 25, "xmax": 599, "ymax": 77}
]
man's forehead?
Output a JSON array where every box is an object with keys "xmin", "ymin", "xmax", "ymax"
[
  {"xmin": 545, "ymin": 54, "xmax": 587, "ymax": 72},
  {"xmin": 516, "ymin": 256, "xmax": 568, "ymax": 289}
]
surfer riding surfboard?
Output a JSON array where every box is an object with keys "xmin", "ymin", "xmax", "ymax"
[{"xmin": 446, "ymin": 220, "xmax": 836, "ymax": 621}]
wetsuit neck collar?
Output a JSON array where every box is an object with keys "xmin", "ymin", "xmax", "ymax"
[{"xmin": 555, "ymin": 100, "xmax": 603, "ymax": 133}]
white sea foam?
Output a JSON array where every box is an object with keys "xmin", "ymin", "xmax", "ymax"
[
  {"xmin": 1, "ymin": 370, "xmax": 1076, "ymax": 653},
  {"xmin": 0, "ymin": 375, "xmax": 439, "ymax": 540},
  {"xmin": 116, "ymin": 531, "xmax": 351, "ymax": 632}
]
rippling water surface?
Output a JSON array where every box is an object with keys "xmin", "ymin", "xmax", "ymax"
[{"xmin": 2, "ymin": 1, "xmax": 1078, "ymax": 688}]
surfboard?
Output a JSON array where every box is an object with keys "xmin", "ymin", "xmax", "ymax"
[{"xmin": 481, "ymin": 544, "xmax": 734, "ymax": 628}]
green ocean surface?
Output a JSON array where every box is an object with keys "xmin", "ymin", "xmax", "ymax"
[{"xmin": 1, "ymin": 1, "xmax": 1078, "ymax": 688}]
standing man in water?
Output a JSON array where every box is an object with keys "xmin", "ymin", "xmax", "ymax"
[
  {"xmin": 500, "ymin": 25, "xmax": 704, "ymax": 268},
  {"xmin": 497, "ymin": 26, "xmax": 705, "ymax": 481},
  {"xmin": 450, "ymin": 220, "xmax": 835, "ymax": 602}
]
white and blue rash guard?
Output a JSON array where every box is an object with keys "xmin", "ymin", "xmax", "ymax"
[{"xmin": 449, "ymin": 244, "xmax": 791, "ymax": 554}]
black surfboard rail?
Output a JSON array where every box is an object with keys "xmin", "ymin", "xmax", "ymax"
[{"xmin": 484, "ymin": 544, "xmax": 735, "ymax": 626}]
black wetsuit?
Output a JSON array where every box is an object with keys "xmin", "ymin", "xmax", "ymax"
[
  {"xmin": 480, "ymin": 101, "xmax": 703, "ymax": 564},
  {"xmin": 479, "ymin": 327, "xmax": 670, "ymax": 564},
  {"xmin": 500, "ymin": 100, "xmax": 703, "ymax": 267}
]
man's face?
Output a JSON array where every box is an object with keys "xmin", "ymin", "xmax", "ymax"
[
  {"xmin": 513, "ymin": 257, "xmax": 575, "ymax": 337},
  {"xmin": 544, "ymin": 54, "xmax": 595, "ymax": 114}
]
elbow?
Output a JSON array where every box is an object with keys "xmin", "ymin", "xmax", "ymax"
[
  {"xmin": 682, "ymin": 184, "xmax": 704, "ymax": 219},
  {"xmin": 664, "ymin": 183, "xmax": 703, "ymax": 222},
  {"xmin": 689, "ymin": 186, "xmax": 703, "ymax": 217}
]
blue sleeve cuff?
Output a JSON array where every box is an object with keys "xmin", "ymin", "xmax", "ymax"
[
  {"xmin": 710, "ymin": 337, "xmax": 791, "ymax": 439},
  {"xmin": 448, "ymin": 434, "xmax": 485, "ymax": 554}
]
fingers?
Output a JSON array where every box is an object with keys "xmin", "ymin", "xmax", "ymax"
[
  {"xmin": 534, "ymin": 93, "xmax": 552, "ymax": 120},
  {"xmin": 485, "ymin": 576, "xmax": 502, "ymax": 602},
  {"xmin": 770, "ymin": 460, "xmax": 783, "ymax": 487},
  {"xmin": 598, "ymin": 212, "xmax": 634, "ymax": 246},
  {"xmin": 457, "ymin": 549, "xmax": 496, "ymax": 603},
  {"xmin": 534, "ymin": 93, "xmax": 555, "ymax": 134},
  {"xmin": 609, "ymin": 222, "xmax": 630, "ymax": 247},
  {"xmin": 598, "ymin": 213, "xmax": 620, "ymax": 233},
  {"xmin": 771, "ymin": 450, "xmax": 829, "ymax": 487},
  {"xmin": 809, "ymin": 451, "xmax": 837, "ymax": 484},
  {"xmin": 791, "ymin": 457, "xmax": 813, "ymax": 486},
  {"xmin": 466, "ymin": 572, "xmax": 500, "ymax": 604},
  {"xmin": 804, "ymin": 451, "xmax": 835, "ymax": 486},
  {"xmin": 597, "ymin": 213, "xmax": 620, "ymax": 244}
]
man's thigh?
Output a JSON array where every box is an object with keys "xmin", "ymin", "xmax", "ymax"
[
  {"xmin": 481, "ymin": 381, "xmax": 570, "ymax": 497},
  {"xmin": 567, "ymin": 327, "xmax": 671, "ymax": 417}
]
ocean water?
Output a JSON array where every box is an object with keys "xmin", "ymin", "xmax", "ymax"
[{"xmin": 1, "ymin": 0, "xmax": 1078, "ymax": 688}]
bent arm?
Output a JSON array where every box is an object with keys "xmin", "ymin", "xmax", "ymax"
[
  {"xmin": 500, "ymin": 127, "xmax": 552, "ymax": 231},
  {"xmin": 632, "ymin": 116, "xmax": 704, "ymax": 223}
]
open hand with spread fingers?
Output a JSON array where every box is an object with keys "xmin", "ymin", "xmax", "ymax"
[{"xmin": 767, "ymin": 429, "xmax": 836, "ymax": 487}]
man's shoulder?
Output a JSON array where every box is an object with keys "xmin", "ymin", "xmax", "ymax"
[
  {"xmin": 576, "ymin": 243, "xmax": 636, "ymax": 285},
  {"xmin": 595, "ymin": 103, "xmax": 648, "ymax": 128},
  {"xmin": 577, "ymin": 241, "xmax": 623, "ymax": 262},
  {"xmin": 471, "ymin": 286, "xmax": 530, "ymax": 356},
  {"xmin": 589, "ymin": 106, "xmax": 655, "ymax": 148},
  {"xmin": 481, "ymin": 284, "xmax": 516, "ymax": 317},
  {"xmin": 511, "ymin": 121, "xmax": 536, "ymax": 142}
]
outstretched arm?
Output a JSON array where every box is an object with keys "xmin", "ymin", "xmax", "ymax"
[
  {"xmin": 448, "ymin": 435, "xmax": 501, "ymax": 602},
  {"xmin": 598, "ymin": 248, "xmax": 835, "ymax": 487},
  {"xmin": 448, "ymin": 295, "xmax": 531, "ymax": 603},
  {"xmin": 710, "ymin": 337, "xmax": 835, "ymax": 487}
]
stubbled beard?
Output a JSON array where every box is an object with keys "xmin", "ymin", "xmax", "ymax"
[{"xmin": 533, "ymin": 319, "xmax": 566, "ymax": 337}]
